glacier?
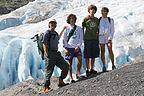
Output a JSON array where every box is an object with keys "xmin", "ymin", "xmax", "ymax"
[{"xmin": 0, "ymin": 0, "xmax": 144, "ymax": 90}]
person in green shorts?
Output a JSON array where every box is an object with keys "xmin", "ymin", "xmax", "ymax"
[{"xmin": 82, "ymin": 4, "xmax": 100, "ymax": 76}]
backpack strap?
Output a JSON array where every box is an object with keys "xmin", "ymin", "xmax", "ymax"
[
  {"xmin": 107, "ymin": 17, "xmax": 111, "ymax": 23},
  {"xmin": 47, "ymin": 30, "xmax": 51, "ymax": 50},
  {"xmin": 99, "ymin": 17, "xmax": 111, "ymax": 23},
  {"xmin": 67, "ymin": 25, "xmax": 77, "ymax": 43},
  {"xmin": 99, "ymin": 17, "xmax": 102, "ymax": 22}
]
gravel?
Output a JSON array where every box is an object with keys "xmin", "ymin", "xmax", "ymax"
[{"xmin": 0, "ymin": 55, "xmax": 144, "ymax": 96}]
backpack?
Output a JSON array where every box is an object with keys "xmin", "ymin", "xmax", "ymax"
[
  {"xmin": 99, "ymin": 17, "xmax": 111, "ymax": 23},
  {"xmin": 31, "ymin": 30, "xmax": 58, "ymax": 60}
]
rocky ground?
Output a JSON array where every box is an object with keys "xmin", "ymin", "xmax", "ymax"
[
  {"xmin": 0, "ymin": 0, "xmax": 34, "ymax": 15},
  {"xmin": 0, "ymin": 54, "xmax": 144, "ymax": 96}
]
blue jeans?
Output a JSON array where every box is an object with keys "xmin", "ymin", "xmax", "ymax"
[{"xmin": 44, "ymin": 51, "xmax": 69, "ymax": 87}]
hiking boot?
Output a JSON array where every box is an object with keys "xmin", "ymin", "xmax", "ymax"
[
  {"xmin": 112, "ymin": 65, "xmax": 116, "ymax": 70},
  {"xmin": 103, "ymin": 66, "xmax": 107, "ymax": 72},
  {"xmin": 43, "ymin": 86, "xmax": 52, "ymax": 93},
  {"xmin": 57, "ymin": 77, "xmax": 68, "ymax": 87},
  {"xmin": 86, "ymin": 70, "xmax": 91, "ymax": 77},
  {"xmin": 90, "ymin": 69, "xmax": 97, "ymax": 74}
]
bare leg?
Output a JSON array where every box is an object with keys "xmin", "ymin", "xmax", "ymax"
[
  {"xmin": 85, "ymin": 58, "xmax": 89, "ymax": 71},
  {"xmin": 100, "ymin": 44, "xmax": 106, "ymax": 67},
  {"xmin": 90, "ymin": 58, "xmax": 95, "ymax": 70},
  {"xmin": 107, "ymin": 43, "xmax": 114, "ymax": 66},
  {"xmin": 68, "ymin": 59, "xmax": 73, "ymax": 79},
  {"xmin": 77, "ymin": 56, "xmax": 82, "ymax": 75}
]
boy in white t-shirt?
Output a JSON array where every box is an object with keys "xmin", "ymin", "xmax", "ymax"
[
  {"xmin": 63, "ymin": 14, "xmax": 83, "ymax": 83},
  {"xmin": 99, "ymin": 7, "xmax": 116, "ymax": 72}
]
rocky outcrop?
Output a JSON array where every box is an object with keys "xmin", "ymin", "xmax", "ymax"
[
  {"xmin": 0, "ymin": 6, "xmax": 18, "ymax": 15},
  {"xmin": 0, "ymin": 0, "xmax": 34, "ymax": 15}
]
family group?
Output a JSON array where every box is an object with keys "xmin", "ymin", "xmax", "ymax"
[{"xmin": 42, "ymin": 5, "xmax": 116, "ymax": 93}]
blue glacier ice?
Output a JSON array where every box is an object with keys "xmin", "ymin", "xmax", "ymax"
[{"xmin": 0, "ymin": 18, "xmax": 23, "ymax": 31}]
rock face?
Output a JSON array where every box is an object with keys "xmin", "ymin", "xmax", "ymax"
[
  {"xmin": 0, "ymin": 6, "xmax": 19, "ymax": 15},
  {"xmin": 0, "ymin": 6, "xmax": 10, "ymax": 14},
  {"xmin": 0, "ymin": 55, "xmax": 144, "ymax": 96},
  {"xmin": 0, "ymin": 0, "xmax": 34, "ymax": 15}
]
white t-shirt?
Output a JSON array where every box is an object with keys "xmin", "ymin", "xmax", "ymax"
[
  {"xmin": 63, "ymin": 25, "xmax": 83, "ymax": 48},
  {"xmin": 99, "ymin": 17, "xmax": 114, "ymax": 40}
]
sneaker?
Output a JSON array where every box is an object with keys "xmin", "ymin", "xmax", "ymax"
[
  {"xmin": 112, "ymin": 65, "xmax": 116, "ymax": 70},
  {"xmin": 70, "ymin": 78, "xmax": 75, "ymax": 83},
  {"xmin": 90, "ymin": 69, "xmax": 97, "ymax": 74},
  {"xmin": 103, "ymin": 66, "xmax": 107, "ymax": 72},
  {"xmin": 76, "ymin": 74, "xmax": 80, "ymax": 80},
  {"xmin": 86, "ymin": 70, "xmax": 91, "ymax": 77},
  {"xmin": 76, "ymin": 74, "xmax": 82, "ymax": 80}
]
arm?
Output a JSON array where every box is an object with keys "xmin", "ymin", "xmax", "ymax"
[
  {"xmin": 82, "ymin": 27, "xmax": 85, "ymax": 41},
  {"xmin": 79, "ymin": 27, "xmax": 83, "ymax": 46},
  {"xmin": 63, "ymin": 28, "xmax": 69, "ymax": 55},
  {"xmin": 65, "ymin": 47, "xmax": 69, "ymax": 55},
  {"xmin": 59, "ymin": 26, "xmax": 67, "ymax": 38},
  {"xmin": 75, "ymin": 27, "xmax": 83, "ymax": 52},
  {"xmin": 82, "ymin": 18, "xmax": 86, "ymax": 41},
  {"xmin": 63, "ymin": 27, "xmax": 68, "ymax": 48},
  {"xmin": 43, "ymin": 43, "xmax": 48, "ymax": 57},
  {"xmin": 108, "ymin": 19, "xmax": 114, "ymax": 41},
  {"xmin": 86, "ymin": 15, "xmax": 91, "ymax": 19},
  {"xmin": 42, "ymin": 31, "xmax": 49, "ymax": 56}
]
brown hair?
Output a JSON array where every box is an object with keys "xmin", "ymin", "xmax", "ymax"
[
  {"xmin": 88, "ymin": 4, "xmax": 97, "ymax": 13},
  {"xmin": 66, "ymin": 14, "xmax": 77, "ymax": 24},
  {"xmin": 101, "ymin": 7, "xmax": 109, "ymax": 13}
]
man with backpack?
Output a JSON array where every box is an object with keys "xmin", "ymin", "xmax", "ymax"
[
  {"xmin": 42, "ymin": 19, "xmax": 69, "ymax": 93},
  {"xmin": 99, "ymin": 7, "xmax": 116, "ymax": 72},
  {"xmin": 63, "ymin": 14, "xmax": 83, "ymax": 83}
]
